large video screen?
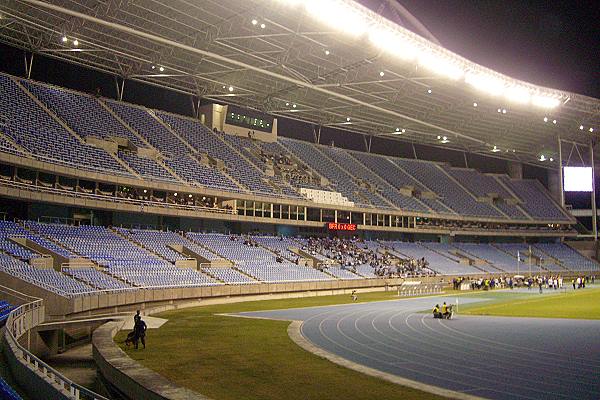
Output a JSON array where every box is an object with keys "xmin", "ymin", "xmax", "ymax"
[{"xmin": 563, "ymin": 167, "xmax": 593, "ymax": 192}]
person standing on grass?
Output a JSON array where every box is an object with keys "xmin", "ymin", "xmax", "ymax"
[{"xmin": 134, "ymin": 316, "xmax": 147, "ymax": 349}]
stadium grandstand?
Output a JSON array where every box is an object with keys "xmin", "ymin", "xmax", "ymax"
[{"xmin": 0, "ymin": 0, "xmax": 599, "ymax": 399}]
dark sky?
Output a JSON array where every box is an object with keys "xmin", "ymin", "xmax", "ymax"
[{"xmin": 361, "ymin": 0, "xmax": 600, "ymax": 98}]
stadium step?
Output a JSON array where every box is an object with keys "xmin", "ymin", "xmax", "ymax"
[{"xmin": 110, "ymin": 227, "xmax": 173, "ymax": 264}]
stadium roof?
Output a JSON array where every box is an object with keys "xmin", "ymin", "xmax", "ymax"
[{"xmin": 1, "ymin": 0, "xmax": 599, "ymax": 166}]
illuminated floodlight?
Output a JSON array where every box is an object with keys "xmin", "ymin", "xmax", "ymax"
[
  {"xmin": 543, "ymin": 116, "xmax": 548, "ymax": 122},
  {"xmin": 174, "ymin": 192, "xmax": 178, "ymax": 196},
  {"xmin": 491, "ymin": 145, "xmax": 500, "ymax": 152},
  {"xmin": 419, "ymin": 51, "xmax": 464, "ymax": 80},
  {"xmin": 427, "ymin": 89, "xmax": 432, "ymax": 94},
  {"xmin": 497, "ymin": 108, "xmax": 502, "ymax": 113},
  {"xmin": 531, "ymin": 94, "xmax": 560, "ymax": 108},
  {"xmin": 505, "ymin": 85, "xmax": 531, "ymax": 104},
  {"xmin": 324, "ymin": 49, "xmax": 330, "ymax": 55},
  {"xmin": 260, "ymin": 23, "xmax": 266, "ymax": 29},
  {"xmin": 285, "ymin": 102, "xmax": 289, "ymax": 106},
  {"xmin": 502, "ymin": 109, "xmax": 507, "ymax": 114},
  {"xmin": 549, "ymin": 158, "xmax": 554, "ymax": 162},
  {"xmin": 465, "ymin": 72, "xmax": 505, "ymax": 96},
  {"xmin": 552, "ymin": 119, "xmax": 557, "ymax": 124},
  {"xmin": 590, "ymin": 128, "xmax": 594, "ymax": 133},
  {"xmin": 61, "ymin": 36, "xmax": 68, "ymax": 43},
  {"xmin": 292, "ymin": 103, "xmax": 297, "ymax": 108},
  {"xmin": 579, "ymin": 125, "xmax": 584, "ymax": 130},
  {"xmin": 539, "ymin": 155, "xmax": 546, "ymax": 161},
  {"xmin": 379, "ymin": 71, "xmax": 385, "ymax": 77},
  {"xmin": 73, "ymin": 39, "xmax": 79, "ymax": 46},
  {"xmin": 228, "ymin": 86, "xmax": 234, "ymax": 92},
  {"xmin": 251, "ymin": 19, "xmax": 258, "ymax": 25},
  {"xmin": 346, "ymin": 117, "xmax": 351, "ymax": 122},
  {"xmin": 473, "ymin": 102, "xmax": 478, "ymax": 107},
  {"xmin": 437, "ymin": 135, "xmax": 441, "ymax": 140},
  {"xmin": 159, "ymin": 66, "xmax": 165, "ymax": 72},
  {"xmin": 368, "ymin": 27, "xmax": 418, "ymax": 61},
  {"xmin": 401, "ymin": 128, "xmax": 406, "ymax": 133},
  {"xmin": 395, "ymin": 128, "xmax": 400, "ymax": 132},
  {"xmin": 305, "ymin": 0, "xmax": 369, "ymax": 37}
]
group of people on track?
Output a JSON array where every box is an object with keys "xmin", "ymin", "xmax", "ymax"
[{"xmin": 432, "ymin": 302, "xmax": 453, "ymax": 319}]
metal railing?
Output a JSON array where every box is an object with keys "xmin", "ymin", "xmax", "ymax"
[
  {"xmin": 0, "ymin": 179, "xmax": 237, "ymax": 215},
  {"xmin": 3, "ymin": 297, "xmax": 109, "ymax": 400}
]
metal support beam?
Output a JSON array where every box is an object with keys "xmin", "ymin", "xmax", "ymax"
[
  {"xmin": 114, "ymin": 76, "xmax": 125, "ymax": 101},
  {"xmin": 463, "ymin": 151, "xmax": 469, "ymax": 168},
  {"xmin": 558, "ymin": 137, "xmax": 565, "ymax": 207},
  {"xmin": 312, "ymin": 124, "xmax": 321, "ymax": 144},
  {"xmin": 24, "ymin": 51, "xmax": 34, "ymax": 79},
  {"xmin": 591, "ymin": 140, "xmax": 597, "ymax": 241},
  {"xmin": 363, "ymin": 135, "xmax": 373, "ymax": 153}
]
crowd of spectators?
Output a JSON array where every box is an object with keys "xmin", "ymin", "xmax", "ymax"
[{"xmin": 301, "ymin": 237, "xmax": 436, "ymax": 277}]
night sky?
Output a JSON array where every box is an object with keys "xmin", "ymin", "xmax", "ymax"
[{"xmin": 361, "ymin": 0, "xmax": 600, "ymax": 98}]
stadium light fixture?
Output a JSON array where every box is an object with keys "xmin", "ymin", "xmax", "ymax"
[
  {"xmin": 539, "ymin": 155, "xmax": 546, "ymax": 161},
  {"xmin": 285, "ymin": 102, "xmax": 289, "ymax": 106},
  {"xmin": 465, "ymin": 72, "xmax": 505, "ymax": 97},
  {"xmin": 579, "ymin": 125, "xmax": 584, "ymax": 130},
  {"xmin": 292, "ymin": 103, "xmax": 297, "ymax": 108},
  {"xmin": 159, "ymin": 66, "xmax": 165, "ymax": 72},
  {"xmin": 552, "ymin": 119, "xmax": 557, "ymax": 124},
  {"xmin": 346, "ymin": 117, "xmax": 351, "ymax": 122},
  {"xmin": 379, "ymin": 71, "xmax": 385, "ymax": 77},
  {"xmin": 174, "ymin": 192, "xmax": 178, "ymax": 196},
  {"xmin": 549, "ymin": 157, "xmax": 554, "ymax": 162},
  {"xmin": 491, "ymin": 145, "xmax": 500, "ymax": 152},
  {"xmin": 73, "ymin": 39, "xmax": 79, "ymax": 46},
  {"xmin": 395, "ymin": 128, "xmax": 400, "ymax": 132},
  {"xmin": 228, "ymin": 86, "xmax": 234, "ymax": 92},
  {"xmin": 402, "ymin": 128, "xmax": 406, "ymax": 133},
  {"xmin": 143, "ymin": 189, "xmax": 147, "ymax": 193},
  {"xmin": 440, "ymin": 136, "xmax": 450, "ymax": 144},
  {"xmin": 151, "ymin": 65, "xmax": 156, "ymax": 70},
  {"xmin": 305, "ymin": 0, "xmax": 369, "ymax": 37},
  {"xmin": 505, "ymin": 85, "xmax": 531, "ymax": 104},
  {"xmin": 502, "ymin": 109, "xmax": 507, "ymax": 114},
  {"xmin": 367, "ymin": 27, "xmax": 418, "ymax": 61},
  {"xmin": 189, "ymin": 194, "xmax": 193, "ymax": 198},
  {"xmin": 543, "ymin": 116, "xmax": 548, "ymax": 122},
  {"xmin": 473, "ymin": 102, "xmax": 478, "ymax": 107},
  {"xmin": 531, "ymin": 94, "xmax": 560, "ymax": 108},
  {"xmin": 497, "ymin": 108, "xmax": 502, "ymax": 113},
  {"xmin": 427, "ymin": 89, "xmax": 432, "ymax": 94},
  {"xmin": 418, "ymin": 51, "xmax": 464, "ymax": 80},
  {"xmin": 590, "ymin": 128, "xmax": 594, "ymax": 133},
  {"xmin": 251, "ymin": 19, "xmax": 258, "ymax": 25},
  {"xmin": 61, "ymin": 35, "xmax": 68, "ymax": 43},
  {"xmin": 324, "ymin": 49, "xmax": 330, "ymax": 55},
  {"xmin": 260, "ymin": 23, "xmax": 266, "ymax": 29}
]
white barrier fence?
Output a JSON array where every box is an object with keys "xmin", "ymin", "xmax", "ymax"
[
  {"xmin": 3, "ymin": 297, "xmax": 109, "ymax": 400},
  {"xmin": 397, "ymin": 281, "xmax": 443, "ymax": 297}
]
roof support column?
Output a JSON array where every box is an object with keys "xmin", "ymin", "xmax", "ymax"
[
  {"xmin": 312, "ymin": 125, "xmax": 321, "ymax": 144},
  {"xmin": 363, "ymin": 135, "xmax": 372, "ymax": 153},
  {"xmin": 24, "ymin": 51, "xmax": 34, "ymax": 79},
  {"xmin": 590, "ymin": 140, "xmax": 597, "ymax": 241},
  {"xmin": 114, "ymin": 76, "xmax": 125, "ymax": 101}
]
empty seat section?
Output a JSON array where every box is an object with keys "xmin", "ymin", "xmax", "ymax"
[
  {"xmin": 158, "ymin": 112, "xmax": 279, "ymax": 195},
  {"xmin": 0, "ymin": 253, "xmax": 95, "ymax": 296},
  {"xmin": 119, "ymin": 151, "xmax": 174, "ymax": 181},
  {"xmin": 324, "ymin": 265, "xmax": 362, "ymax": 279},
  {"xmin": 386, "ymin": 241, "xmax": 480, "ymax": 275},
  {"xmin": 534, "ymin": 243, "xmax": 600, "ymax": 272},
  {"xmin": 498, "ymin": 177, "xmax": 570, "ymax": 220},
  {"xmin": 352, "ymin": 152, "xmax": 445, "ymax": 213},
  {"xmin": 202, "ymin": 267, "xmax": 257, "ymax": 284},
  {"xmin": 394, "ymin": 159, "xmax": 502, "ymax": 217},
  {"xmin": 448, "ymin": 169, "xmax": 528, "ymax": 219},
  {"xmin": 22, "ymin": 82, "xmax": 146, "ymax": 147},
  {"xmin": 63, "ymin": 267, "xmax": 132, "ymax": 290},
  {"xmin": 453, "ymin": 243, "xmax": 518, "ymax": 272},
  {"xmin": 0, "ymin": 75, "xmax": 129, "ymax": 175}
]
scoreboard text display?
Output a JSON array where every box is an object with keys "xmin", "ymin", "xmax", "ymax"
[{"xmin": 326, "ymin": 222, "xmax": 357, "ymax": 231}]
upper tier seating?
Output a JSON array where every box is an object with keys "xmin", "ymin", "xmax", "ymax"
[
  {"xmin": 220, "ymin": 134, "xmax": 301, "ymax": 198},
  {"xmin": 351, "ymin": 152, "xmax": 446, "ymax": 213},
  {"xmin": 447, "ymin": 169, "xmax": 529, "ymax": 219},
  {"xmin": 0, "ymin": 75, "xmax": 129, "ymax": 175},
  {"xmin": 280, "ymin": 138, "xmax": 381, "ymax": 208},
  {"xmin": 107, "ymin": 102, "xmax": 238, "ymax": 191},
  {"xmin": 63, "ymin": 267, "xmax": 132, "ymax": 290},
  {"xmin": 22, "ymin": 82, "xmax": 146, "ymax": 147},
  {"xmin": 0, "ymin": 73, "xmax": 574, "ymax": 224},
  {"xmin": 498, "ymin": 177, "xmax": 569, "ymax": 220},
  {"xmin": 393, "ymin": 159, "xmax": 502, "ymax": 217},
  {"xmin": 158, "ymin": 112, "xmax": 286, "ymax": 196}
]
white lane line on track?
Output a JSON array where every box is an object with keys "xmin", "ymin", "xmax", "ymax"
[
  {"xmin": 351, "ymin": 310, "xmax": 571, "ymax": 400},
  {"xmin": 330, "ymin": 308, "xmax": 541, "ymax": 400},
  {"xmin": 436, "ymin": 315, "xmax": 600, "ymax": 368},
  {"xmin": 378, "ymin": 310, "xmax": 594, "ymax": 389}
]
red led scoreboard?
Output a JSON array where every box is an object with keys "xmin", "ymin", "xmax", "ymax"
[{"xmin": 326, "ymin": 222, "xmax": 357, "ymax": 231}]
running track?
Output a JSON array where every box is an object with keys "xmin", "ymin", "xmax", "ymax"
[{"xmin": 239, "ymin": 295, "xmax": 600, "ymax": 400}]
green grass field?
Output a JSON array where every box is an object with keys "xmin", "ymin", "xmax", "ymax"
[
  {"xmin": 116, "ymin": 290, "xmax": 446, "ymax": 400},
  {"xmin": 115, "ymin": 287, "xmax": 600, "ymax": 400},
  {"xmin": 458, "ymin": 286, "xmax": 600, "ymax": 319}
]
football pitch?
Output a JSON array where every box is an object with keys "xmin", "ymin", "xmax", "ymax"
[{"xmin": 116, "ymin": 286, "xmax": 600, "ymax": 400}]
